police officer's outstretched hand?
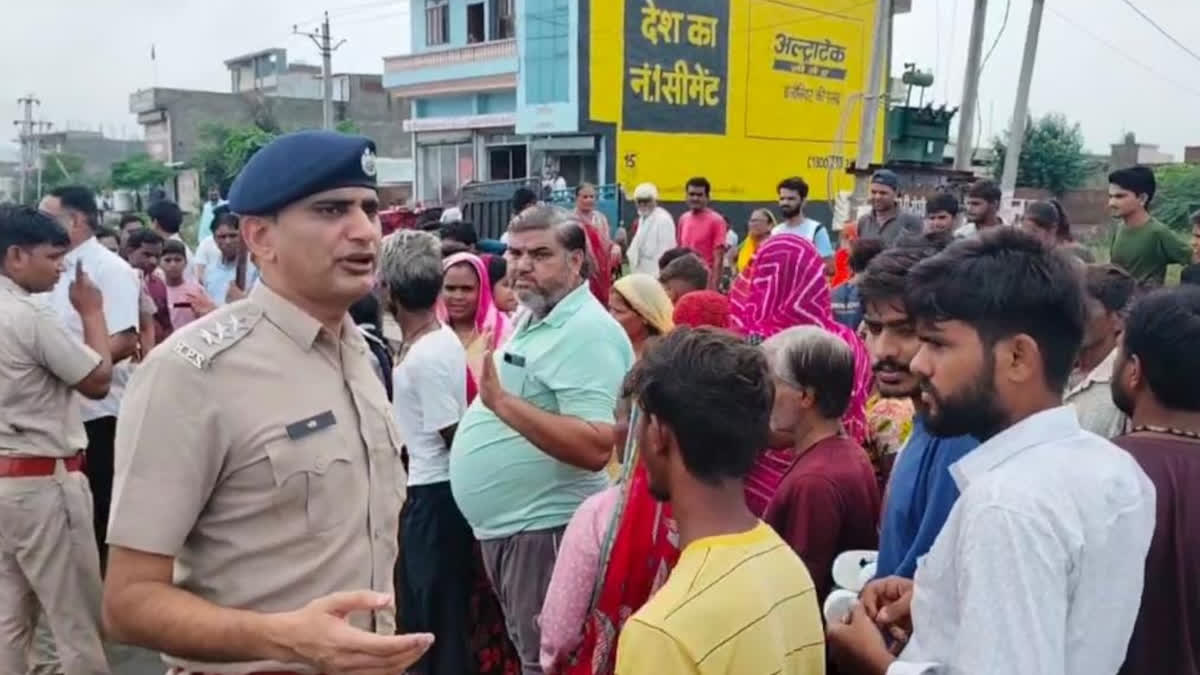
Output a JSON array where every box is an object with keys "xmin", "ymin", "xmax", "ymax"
[
  {"xmin": 69, "ymin": 261, "xmax": 104, "ymax": 316},
  {"xmin": 275, "ymin": 590, "xmax": 433, "ymax": 674}
]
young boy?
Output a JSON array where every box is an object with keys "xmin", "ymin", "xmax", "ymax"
[
  {"xmin": 160, "ymin": 239, "xmax": 213, "ymax": 329},
  {"xmin": 923, "ymin": 192, "xmax": 960, "ymax": 234}
]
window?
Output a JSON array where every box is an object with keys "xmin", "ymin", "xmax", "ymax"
[
  {"xmin": 418, "ymin": 143, "xmax": 475, "ymax": 205},
  {"xmin": 523, "ymin": 0, "xmax": 570, "ymax": 104},
  {"xmin": 425, "ymin": 0, "xmax": 449, "ymax": 46},
  {"xmin": 488, "ymin": 145, "xmax": 528, "ymax": 180},
  {"xmin": 466, "ymin": 2, "xmax": 485, "ymax": 44},
  {"xmin": 491, "ymin": 0, "xmax": 516, "ymax": 40}
]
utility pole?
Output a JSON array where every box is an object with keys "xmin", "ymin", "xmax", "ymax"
[
  {"xmin": 34, "ymin": 121, "xmax": 53, "ymax": 200},
  {"xmin": 999, "ymin": 0, "xmax": 1045, "ymax": 197},
  {"xmin": 954, "ymin": 0, "xmax": 988, "ymax": 171},
  {"xmin": 853, "ymin": 0, "xmax": 893, "ymax": 206},
  {"xmin": 294, "ymin": 12, "xmax": 346, "ymax": 130},
  {"xmin": 13, "ymin": 95, "xmax": 39, "ymax": 204}
]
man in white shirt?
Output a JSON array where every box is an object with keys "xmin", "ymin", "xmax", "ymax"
[
  {"xmin": 39, "ymin": 185, "xmax": 141, "ymax": 558},
  {"xmin": 378, "ymin": 229, "xmax": 472, "ymax": 675},
  {"xmin": 626, "ymin": 182, "xmax": 677, "ymax": 276},
  {"xmin": 1065, "ymin": 264, "xmax": 1135, "ymax": 438},
  {"xmin": 829, "ymin": 228, "xmax": 1155, "ymax": 675},
  {"xmin": 773, "ymin": 176, "xmax": 834, "ymax": 273}
]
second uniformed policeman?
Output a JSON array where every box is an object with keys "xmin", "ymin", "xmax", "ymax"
[{"xmin": 103, "ymin": 131, "xmax": 433, "ymax": 674}]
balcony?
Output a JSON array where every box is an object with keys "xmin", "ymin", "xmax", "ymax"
[{"xmin": 383, "ymin": 39, "xmax": 518, "ymax": 98}]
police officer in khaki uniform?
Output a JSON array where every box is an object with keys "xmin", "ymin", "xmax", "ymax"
[
  {"xmin": 103, "ymin": 131, "xmax": 433, "ymax": 675},
  {"xmin": 0, "ymin": 205, "xmax": 114, "ymax": 675}
]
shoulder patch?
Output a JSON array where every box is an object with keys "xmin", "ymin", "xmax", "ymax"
[{"xmin": 171, "ymin": 305, "xmax": 264, "ymax": 369}]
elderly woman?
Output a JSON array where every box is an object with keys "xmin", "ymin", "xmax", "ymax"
[
  {"xmin": 608, "ymin": 273, "xmax": 674, "ymax": 357},
  {"xmin": 539, "ymin": 273, "xmax": 674, "ymax": 675},
  {"xmin": 736, "ymin": 208, "xmax": 777, "ymax": 274},
  {"xmin": 576, "ymin": 183, "xmax": 617, "ymax": 304}
]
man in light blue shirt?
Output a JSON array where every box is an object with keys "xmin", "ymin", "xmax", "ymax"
[
  {"xmin": 195, "ymin": 187, "xmax": 224, "ymax": 243},
  {"xmin": 450, "ymin": 206, "xmax": 633, "ymax": 673},
  {"xmin": 202, "ymin": 213, "xmax": 257, "ymax": 304},
  {"xmin": 773, "ymin": 176, "xmax": 834, "ymax": 273}
]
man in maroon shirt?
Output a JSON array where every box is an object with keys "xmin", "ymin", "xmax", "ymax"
[
  {"xmin": 761, "ymin": 324, "xmax": 881, "ymax": 602},
  {"xmin": 1111, "ymin": 286, "xmax": 1200, "ymax": 675},
  {"xmin": 124, "ymin": 228, "xmax": 172, "ymax": 344}
]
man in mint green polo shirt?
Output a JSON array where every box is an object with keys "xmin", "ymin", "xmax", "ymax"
[{"xmin": 450, "ymin": 205, "xmax": 634, "ymax": 673}]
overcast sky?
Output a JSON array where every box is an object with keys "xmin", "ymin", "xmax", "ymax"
[{"xmin": 3, "ymin": 0, "xmax": 1197, "ymax": 157}]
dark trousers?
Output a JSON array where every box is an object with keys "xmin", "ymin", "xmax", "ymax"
[
  {"xmin": 480, "ymin": 526, "xmax": 564, "ymax": 675},
  {"xmin": 83, "ymin": 416, "xmax": 116, "ymax": 571},
  {"xmin": 401, "ymin": 481, "xmax": 476, "ymax": 675}
]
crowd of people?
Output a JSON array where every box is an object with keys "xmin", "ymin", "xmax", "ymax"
[{"xmin": 0, "ymin": 126, "xmax": 1198, "ymax": 675}]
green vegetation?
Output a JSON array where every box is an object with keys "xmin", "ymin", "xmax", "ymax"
[
  {"xmin": 191, "ymin": 118, "xmax": 364, "ymax": 196},
  {"xmin": 991, "ymin": 113, "xmax": 1088, "ymax": 197},
  {"xmin": 1152, "ymin": 164, "xmax": 1200, "ymax": 232},
  {"xmin": 110, "ymin": 154, "xmax": 175, "ymax": 190},
  {"xmin": 39, "ymin": 152, "xmax": 90, "ymax": 192}
]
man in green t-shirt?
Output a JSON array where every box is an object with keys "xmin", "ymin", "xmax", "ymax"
[{"xmin": 1108, "ymin": 166, "xmax": 1191, "ymax": 287}]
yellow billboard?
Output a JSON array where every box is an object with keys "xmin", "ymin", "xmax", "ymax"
[{"xmin": 589, "ymin": 0, "xmax": 884, "ymax": 204}]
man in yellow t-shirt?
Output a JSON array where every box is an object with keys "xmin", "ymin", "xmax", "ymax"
[{"xmin": 615, "ymin": 328, "xmax": 826, "ymax": 675}]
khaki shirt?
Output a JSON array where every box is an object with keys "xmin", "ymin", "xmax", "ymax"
[
  {"xmin": 109, "ymin": 282, "xmax": 405, "ymax": 674},
  {"xmin": 0, "ymin": 275, "xmax": 101, "ymax": 457}
]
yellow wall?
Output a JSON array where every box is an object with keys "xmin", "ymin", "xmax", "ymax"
[{"xmin": 590, "ymin": 0, "xmax": 885, "ymax": 204}]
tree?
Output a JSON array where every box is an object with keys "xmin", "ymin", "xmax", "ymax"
[
  {"xmin": 335, "ymin": 119, "xmax": 361, "ymax": 134},
  {"xmin": 39, "ymin": 152, "xmax": 88, "ymax": 192},
  {"xmin": 110, "ymin": 154, "xmax": 174, "ymax": 190},
  {"xmin": 991, "ymin": 113, "xmax": 1089, "ymax": 196},
  {"xmin": 191, "ymin": 122, "xmax": 278, "ymax": 195},
  {"xmin": 1152, "ymin": 164, "xmax": 1200, "ymax": 232}
]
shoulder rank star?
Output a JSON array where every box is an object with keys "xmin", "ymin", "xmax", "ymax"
[{"xmin": 200, "ymin": 315, "xmax": 247, "ymax": 346}]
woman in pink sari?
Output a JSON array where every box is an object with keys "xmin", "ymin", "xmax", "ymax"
[
  {"xmin": 729, "ymin": 234, "xmax": 872, "ymax": 515},
  {"xmin": 438, "ymin": 251, "xmax": 513, "ymax": 383}
]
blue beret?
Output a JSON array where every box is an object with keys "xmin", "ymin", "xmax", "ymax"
[{"xmin": 227, "ymin": 130, "xmax": 378, "ymax": 215}]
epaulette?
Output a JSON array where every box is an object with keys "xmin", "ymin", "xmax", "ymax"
[{"xmin": 171, "ymin": 304, "xmax": 265, "ymax": 370}]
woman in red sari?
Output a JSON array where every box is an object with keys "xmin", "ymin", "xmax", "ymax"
[
  {"xmin": 576, "ymin": 182, "xmax": 615, "ymax": 304},
  {"xmin": 539, "ymin": 402, "xmax": 679, "ymax": 675}
]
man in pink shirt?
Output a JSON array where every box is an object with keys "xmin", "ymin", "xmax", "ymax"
[{"xmin": 677, "ymin": 177, "xmax": 728, "ymax": 289}]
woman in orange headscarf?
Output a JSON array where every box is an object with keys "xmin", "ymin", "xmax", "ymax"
[{"xmin": 830, "ymin": 221, "xmax": 857, "ymax": 287}]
